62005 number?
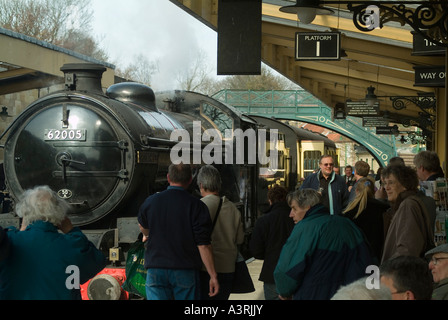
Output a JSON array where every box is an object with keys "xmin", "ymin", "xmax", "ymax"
[{"xmin": 45, "ymin": 129, "xmax": 86, "ymax": 141}]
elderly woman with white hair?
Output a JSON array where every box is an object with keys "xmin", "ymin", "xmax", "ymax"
[
  {"xmin": 16, "ymin": 185, "xmax": 71, "ymax": 231},
  {"xmin": 0, "ymin": 185, "xmax": 106, "ymax": 300},
  {"xmin": 331, "ymin": 277, "xmax": 392, "ymax": 300}
]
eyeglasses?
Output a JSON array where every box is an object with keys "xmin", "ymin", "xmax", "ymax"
[
  {"xmin": 321, "ymin": 163, "xmax": 334, "ymax": 167},
  {"xmin": 431, "ymin": 257, "xmax": 448, "ymax": 266},
  {"xmin": 383, "ymin": 180, "xmax": 397, "ymax": 187}
]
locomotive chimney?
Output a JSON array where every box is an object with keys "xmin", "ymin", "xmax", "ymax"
[{"xmin": 60, "ymin": 63, "xmax": 107, "ymax": 93}]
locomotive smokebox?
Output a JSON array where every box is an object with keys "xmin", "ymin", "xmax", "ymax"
[{"xmin": 60, "ymin": 63, "xmax": 106, "ymax": 93}]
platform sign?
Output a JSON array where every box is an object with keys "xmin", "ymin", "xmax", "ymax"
[
  {"xmin": 346, "ymin": 101, "xmax": 379, "ymax": 116},
  {"xmin": 412, "ymin": 32, "xmax": 445, "ymax": 56},
  {"xmin": 295, "ymin": 32, "xmax": 341, "ymax": 60},
  {"xmin": 414, "ymin": 65, "xmax": 446, "ymax": 87},
  {"xmin": 363, "ymin": 117, "xmax": 389, "ymax": 127}
]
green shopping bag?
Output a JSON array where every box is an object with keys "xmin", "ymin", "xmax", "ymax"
[{"xmin": 122, "ymin": 240, "xmax": 147, "ymax": 299}]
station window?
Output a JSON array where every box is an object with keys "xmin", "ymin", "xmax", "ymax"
[{"xmin": 303, "ymin": 150, "xmax": 322, "ymax": 177}]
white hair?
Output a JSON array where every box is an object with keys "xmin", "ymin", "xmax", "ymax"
[
  {"xmin": 197, "ymin": 165, "xmax": 221, "ymax": 193},
  {"xmin": 287, "ymin": 188, "xmax": 321, "ymax": 209},
  {"xmin": 15, "ymin": 185, "xmax": 70, "ymax": 227},
  {"xmin": 331, "ymin": 277, "xmax": 392, "ymax": 300}
]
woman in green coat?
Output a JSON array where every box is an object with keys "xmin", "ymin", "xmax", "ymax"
[{"xmin": 0, "ymin": 186, "xmax": 106, "ymax": 300}]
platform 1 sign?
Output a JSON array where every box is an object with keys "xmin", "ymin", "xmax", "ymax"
[{"xmin": 295, "ymin": 32, "xmax": 341, "ymax": 60}]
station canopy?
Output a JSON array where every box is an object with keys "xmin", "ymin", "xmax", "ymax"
[
  {"xmin": 170, "ymin": 0, "xmax": 447, "ymax": 142},
  {"xmin": 0, "ymin": 27, "xmax": 114, "ymax": 95}
]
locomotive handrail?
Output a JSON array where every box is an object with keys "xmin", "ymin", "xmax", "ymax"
[
  {"xmin": 140, "ymin": 135, "xmax": 221, "ymax": 150},
  {"xmin": 52, "ymin": 170, "xmax": 128, "ymax": 178}
]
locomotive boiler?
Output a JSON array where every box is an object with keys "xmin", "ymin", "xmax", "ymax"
[{"xmin": 0, "ymin": 63, "xmax": 259, "ymax": 267}]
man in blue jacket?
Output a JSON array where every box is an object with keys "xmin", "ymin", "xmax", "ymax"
[
  {"xmin": 274, "ymin": 189, "xmax": 373, "ymax": 300},
  {"xmin": 300, "ymin": 155, "xmax": 349, "ymax": 215},
  {"xmin": 138, "ymin": 163, "xmax": 219, "ymax": 300},
  {"xmin": 0, "ymin": 186, "xmax": 106, "ymax": 300}
]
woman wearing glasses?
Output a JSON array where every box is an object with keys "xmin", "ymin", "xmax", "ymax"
[
  {"xmin": 425, "ymin": 244, "xmax": 448, "ymax": 300},
  {"xmin": 381, "ymin": 165, "xmax": 435, "ymax": 263}
]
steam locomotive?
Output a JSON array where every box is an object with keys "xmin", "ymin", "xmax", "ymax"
[{"xmin": 0, "ymin": 63, "xmax": 260, "ymax": 299}]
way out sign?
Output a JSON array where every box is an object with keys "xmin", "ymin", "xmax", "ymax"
[
  {"xmin": 296, "ymin": 32, "xmax": 341, "ymax": 60},
  {"xmin": 414, "ymin": 65, "xmax": 446, "ymax": 87}
]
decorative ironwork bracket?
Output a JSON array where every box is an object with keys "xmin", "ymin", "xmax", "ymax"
[
  {"xmin": 388, "ymin": 95, "xmax": 436, "ymax": 130},
  {"xmin": 345, "ymin": 1, "xmax": 448, "ymax": 47},
  {"xmin": 376, "ymin": 95, "xmax": 436, "ymax": 143},
  {"xmin": 389, "ymin": 95, "xmax": 436, "ymax": 113}
]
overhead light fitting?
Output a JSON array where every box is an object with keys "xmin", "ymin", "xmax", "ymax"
[
  {"xmin": 334, "ymin": 102, "xmax": 346, "ymax": 120},
  {"xmin": 0, "ymin": 106, "xmax": 12, "ymax": 120},
  {"xmin": 365, "ymin": 86, "xmax": 379, "ymax": 107},
  {"xmin": 280, "ymin": 0, "xmax": 335, "ymax": 24}
]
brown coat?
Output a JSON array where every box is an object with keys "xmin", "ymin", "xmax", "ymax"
[{"xmin": 381, "ymin": 191, "xmax": 433, "ymax": 263}]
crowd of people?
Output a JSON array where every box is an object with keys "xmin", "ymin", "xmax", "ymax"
[
  {"xmin": 0, "ymin": 150, "xmax": 447, "ymax": 300},
  {"xmin": 254, "ymin": 150, "xmax": 447, "ymax": 300}
]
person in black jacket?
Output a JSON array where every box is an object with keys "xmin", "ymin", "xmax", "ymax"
[
  {"xmin": 138, "ymin": 163, "xmax": 219, "ymax": 300},
  {"xmin": 249, "ymin": 185, "xmax": 294, "ymax": 300}
]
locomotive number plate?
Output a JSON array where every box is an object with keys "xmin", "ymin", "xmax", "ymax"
[{"xmin": 44, "ymin": 129, "xmax": 86, "ymax": 141}]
